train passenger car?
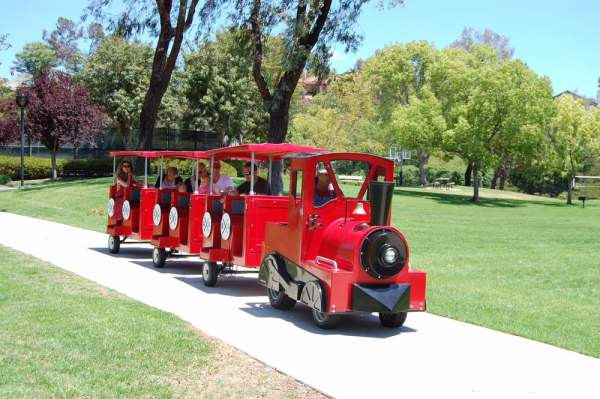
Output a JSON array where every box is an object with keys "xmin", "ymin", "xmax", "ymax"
[
  {"xmin": 106, "ymin": 150, "xmax": 192, "ymax": 254},
  {"xmin": 255, "ymin": 152, "xmax": 427, "ymax": 329}
]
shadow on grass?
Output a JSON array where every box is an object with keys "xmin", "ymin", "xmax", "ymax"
[{"xmin": 395, "ymin": 188, "xmax": 566, "ymax": 209}]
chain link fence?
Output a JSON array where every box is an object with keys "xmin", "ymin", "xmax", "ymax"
[{"xmin": 0, "ymin": 128, "xmax": 221, "ymax": 160}]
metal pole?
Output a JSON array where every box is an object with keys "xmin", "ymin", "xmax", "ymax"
[
  {"xmin": 194, "ymin": 160, "xmax": 199, "ymax": 194},
  {"xmin": 250, "ymin": 152, "xmax": 255, "ymax": 195},
  {"xmin": 209, "ymin": 155, "xmax": 214, "ymax": 194},
  {"xmin": 113, "ymin": 157, "xmax": 116, "ymax": 184},
  {"xmin": 159, "ymin": 158, "xmax": 163, "ymax": 189},
  {"xmin": 268, "ymin": 157, "xmax": 272, "ymax": 186},
  {"xmin": 144, "ymin": 157, "xmax": 148, "ymax": 188},
  {"xmin": 19, "ymin": 107, "xmax": 25, "ymax": 188}
]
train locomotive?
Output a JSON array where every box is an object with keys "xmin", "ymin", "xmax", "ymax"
[{"xmin": 257, "ymin": 152, "xmax": 426, "ymax": 329}]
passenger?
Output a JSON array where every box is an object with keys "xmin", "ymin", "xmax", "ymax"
[
  {"xmin": 114, "ymin": 160, "xmax": 138, "ymax": 220},
  {"xmin": 183, "ymin": 162, "xmax": 212, "ymax": 193},
  {"xmin": 234, "ymin": 162, "xmax": 271, "ymax": 195},
  {"xmin": 211, "ymin": 160, "xmax": 235, "ymax": 194},
  {"xmin": 154, "ymin": 166, "xmax": 182, "ymax": 189},
  {"xmin": 314, "ymin": 168, "xmax": 336, "ymax": 207}
]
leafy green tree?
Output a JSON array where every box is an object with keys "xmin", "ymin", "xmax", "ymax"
[
  {"xmin": 436, "ymin": 46, "xmax": 554, "ymax": 202},
  {"xmin": 12, "ymin": 42, "xmax": 58, "ymax": 76},
  {"xmin": 289, "ymin": 72, "xmax": 381, "ymax": 154},
  {"xmin": 363, "ymin": 41, "xmax": 439, "ymax": 184},
  {"xmin": 388, "ymin": 89, "xmax": 446, "ymax": 185},
  {"xmin": 182, "ymin": 29, "xmax": 267, "ymax": 145},
  {"xmin": 233, "ymin": 0, "xmax": 403, "ymax": 193},
  {"xmin": 450, "ymin": 27, "xmax": 514, "ymax": 60},
  {"xmin": 86, "ymin": 0, "xmax": 223, "ymax": 161},
  {"xmin": 549, "ymin": 95, "xmax": 600, "ymax": 204},
  {"xmin": 80, "ymin": 36, "xmax": 154, "ymax": 148}
]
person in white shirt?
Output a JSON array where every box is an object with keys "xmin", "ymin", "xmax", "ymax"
[{"xmin": 211, "ymin": 160, "xmax": 234, "ymax": 194}]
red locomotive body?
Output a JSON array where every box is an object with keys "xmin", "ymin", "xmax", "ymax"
[{"xmin": 257, "ymin": 152, "xmax": 427, "ymax": 328}]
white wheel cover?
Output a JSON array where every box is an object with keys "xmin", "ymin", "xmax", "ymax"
[
  {"xmin": 107, "ymin": 198, "xmax": 115, "ymax": 217},
  {"xmin": 168, "ymin": 207, "xmax": 179, "ymax": 230},
  {"xmin": 122, "ymin": 200, "xmax": 131, "ymax": 220},
  {"xmin": 202, "ymin": 211, "xmax": 212, "ymax": 237},
  {"xmin": 220, "ymin": 212, "xmax": 231, "ymax": 240},
  {"xmin": 152, "ymin": 204, "xmax": 162, "ymax": 226}
]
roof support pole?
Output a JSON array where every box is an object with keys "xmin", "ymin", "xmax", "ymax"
[
  {"xmin": 144, "ymin": 157, "xmax": 148, "ymax": 188},
  {"xmin": 250, "ymin": 152, "xmax": 255, "ymax": 195},
  {"xmin": 159, "ymin": 158, "xmax": 163, "ymax": 189},
  {"xmin": 209, "ymin": 155, "xmax": 214, "ymax": 194}
]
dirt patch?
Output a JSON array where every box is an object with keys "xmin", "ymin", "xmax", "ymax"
[{"xmin": 163, "ymin": 326, "xmax": 329, "ymax": 399}]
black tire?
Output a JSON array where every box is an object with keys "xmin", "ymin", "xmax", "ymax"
[
  {"xmin": 202, "ymin": 262, "xmax": 219, "ymax": 287},
  {"xmin": 379, "ymin": 311, "xmax": 408, "ymax": 328},
  {"xmin": 267, "ymin": 287, "xmax": 296, "ymax": 310},
  {"xmin": 312, "ymin": 309, "xmax": 342, "ymax": 329},
  {"xmin": 152, "ymin": 247, "xmax": 167, "ymax": 268},
  {"xmin": 108, "ymin": 235, "xmax": 120, "ymax": 254}
]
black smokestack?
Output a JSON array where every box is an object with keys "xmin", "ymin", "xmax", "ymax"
[{"xmin": 368, "ymin": 181, "xmax": 394, "ymax": 225}]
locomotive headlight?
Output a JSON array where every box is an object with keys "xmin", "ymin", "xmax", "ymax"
[
  {"xmin": 360, "ymin": 229, "xmax": 407, "ymax": 279},
  {"xmin": 382, "ymin": 246, "xmax": 399, "ymax": 265}
]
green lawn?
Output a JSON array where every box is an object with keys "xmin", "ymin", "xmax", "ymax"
[
  {"xmin": 1, "ymin": 177, "xmax": 599, "ymax": 358},
  {"xmin": 0, "ymin": 244, "xmax": 211, "ymax": 398},
  {"xmin": 0, "ymin": 244, "xmax": 322, "ymax": 398}
]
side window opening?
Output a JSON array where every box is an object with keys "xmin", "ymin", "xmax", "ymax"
[{"xmin": 291, "ymin": 170, "xmax": 303, "ymax": 199}]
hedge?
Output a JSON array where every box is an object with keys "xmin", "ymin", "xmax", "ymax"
[{"xmin": 0, "ymin": 156, "xmax": 113, "ymax": 180}]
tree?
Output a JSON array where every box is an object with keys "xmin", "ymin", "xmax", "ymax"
[
  {"xmin": 450, "ymin": 27, "xmax": 514, "ymax": 185},
  {"xmin": 80, "ymin": 36, "xmax": 154, "ymax": 148},
  {"xmin": 182, "ymin": 29, "xmax": 268, "ymax": 145},
  {"xmin": 289, "ymin": 72, "xmax": 382, "ymax": 154},
  {"xmin": 43, "ymin": 17, "xmax": 85, "ymax": 74},
  {"xmin": 362, "ymin": 41, "xmax": 438, "ymax": 184},
  {"xmin": 436, "ymin": 46, "xmax": 554, "ymax": 202},
  {"xmin": 12, "ymin": 42, "xmax": 58, "ymax": 76},
  {"xmin": 450, "ymin": 27, "xmax": 514, "ymax": 61},
  {"xmin": 86, "ymin": 0, "xmax": 222, "ymax": 163},
  {"xmin": 549, "ymin": 95, "xmax": 600, "ymax": 204},
  {"xmin": 235, "ymin": 0, "xmax": 403, "ymax": 193},
  {"xmin": 0, "ymin": 33, "xmax": 10, "ymax": 66},
  {"xmin": 388, "ymin": 89, "xmax": 446, "ymax": 185},
  {"xmin": 0, "ymin": 71, "xmax": 107, "ymax": 179}
]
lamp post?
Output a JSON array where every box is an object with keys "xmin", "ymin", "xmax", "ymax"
[{"xmin": 16, "ymin": 94, "xmax": 29, "ymax": 188}]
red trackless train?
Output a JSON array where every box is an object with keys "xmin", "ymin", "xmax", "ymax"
[{"xmin": 106, "ymin": 144, "xmax": 427, "ymax": 329}]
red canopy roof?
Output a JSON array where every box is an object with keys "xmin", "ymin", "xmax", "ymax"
[
  {"xmin": 109, "ymin": 150, "xmax": 207, "ymax": 159},
  {"xmin": 204, "ymin": 143, "xmax": 327, "ymax": 160}
]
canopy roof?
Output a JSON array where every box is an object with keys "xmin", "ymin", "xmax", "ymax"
[
  {"xmin": 204, "ymin": 143, "xmax": 328, "ymax": 161},
  {"xmin": 109, "ymin": 150, "xmax": 207, "ymax": 159}
]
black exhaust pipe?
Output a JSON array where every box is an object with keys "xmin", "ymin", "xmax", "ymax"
[{"xmin": 368, "ymin": 181, "xmax": 394, "ymax": 226}]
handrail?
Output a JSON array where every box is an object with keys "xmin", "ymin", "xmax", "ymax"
[{"xmin": 315, "ymin": 256, "xmax": 338, "ymax": 270}]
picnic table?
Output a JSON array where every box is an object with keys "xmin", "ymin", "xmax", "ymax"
[
  {"xmin": 433, "ymin": 177, "xmax": 454, "ymax": 190},
  {"xmin": 338, "ymin": 175, "xmax": 364, "ymax": 185}
]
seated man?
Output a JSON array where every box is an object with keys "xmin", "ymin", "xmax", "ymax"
[
  {"xmin": 235, "ymin": 162, "xmax": 271, "ymax": 195},
  {"xmin": 314, "ymin": 168, "xmax": 336, "ymax": 207}
]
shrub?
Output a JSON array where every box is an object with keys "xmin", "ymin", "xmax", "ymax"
[
  {"xmin": 0, "ymin": 156, "xmax": 113, "ymax": 180},
  {"xmin": 0, "ymin": 174, "xmax": 11, "ymax": 185}
]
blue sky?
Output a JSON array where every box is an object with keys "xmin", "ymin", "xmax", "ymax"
[{"xmin": 1, "ymin": 0, "xmax": 599, "ymax": 98}]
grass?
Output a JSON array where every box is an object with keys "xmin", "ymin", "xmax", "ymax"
[
  {"xmin": 0, "ymin": 177, "xmax": 599, "ymax": 358},
  {"xmin": 0, "ymin": 244, "xmax": 323, "ymax": 398}
]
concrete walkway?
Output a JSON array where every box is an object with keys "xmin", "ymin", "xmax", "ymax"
[{"xmin": 0, "ymin": 212, "xmax": 598, "ymax": 398}]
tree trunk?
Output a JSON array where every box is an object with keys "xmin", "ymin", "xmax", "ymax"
[
  {"xmin": 471, "ymin": 163, "xmax": 480, "ymax": 203},
  {"xmin": 567, "ymin": 177, "xmax": 573, "ymax": 205},
  {"xmin": 267, "ymin": 99, "xmax": 292, "ymax": 195},
  {"xmin": 464, "ymin": 162, "xmax": 473, "ymax": 186},
  {"xmin": 491, "ymin": 166, "xmax": 500, "ymax": 190},
  {"xmin": 499, "ymin": 166, "xmax": 509, "ymax": 190},
  {"xmin": 118, "ymin": 120, "xmax": 133, "ymax": 150},
  {"xmin": 416, "ymin": 149, "xmax": 429, "ymax": 186},
  {"xmin": 50, "ymin": 149, "xmax": 58, "ymax": 181}
]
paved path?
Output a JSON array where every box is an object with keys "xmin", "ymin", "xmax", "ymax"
[{"xmin": 0, "ymin": 212, "xmax": 598, "ymax": 398}]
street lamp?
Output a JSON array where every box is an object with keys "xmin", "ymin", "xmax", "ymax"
[{"xmin": 15, "ymin": 94, "xmax": 28, "ymax": 188}]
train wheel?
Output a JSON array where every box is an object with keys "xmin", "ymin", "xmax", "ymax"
[
  {"xmin": 202, "ymin": 262, "xmax": 219, "ymax": 287},
  {"xmin": 378, "ymin": 312, "xmax": 407, "ymax": 328},
  {"xmin": 108, "ymin": 235, "xmax": 120, "ymax": 254},
  {"xmin": 267, "ymin": 286, "xmax": 296, "ymax": 310},
  {"xmin": 152, "ymin": 247, "xmax": 167, "ymax": 268},
  {"xmin": 312, "ymin": 309, "xmax": 342, "ymax": 330}
]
